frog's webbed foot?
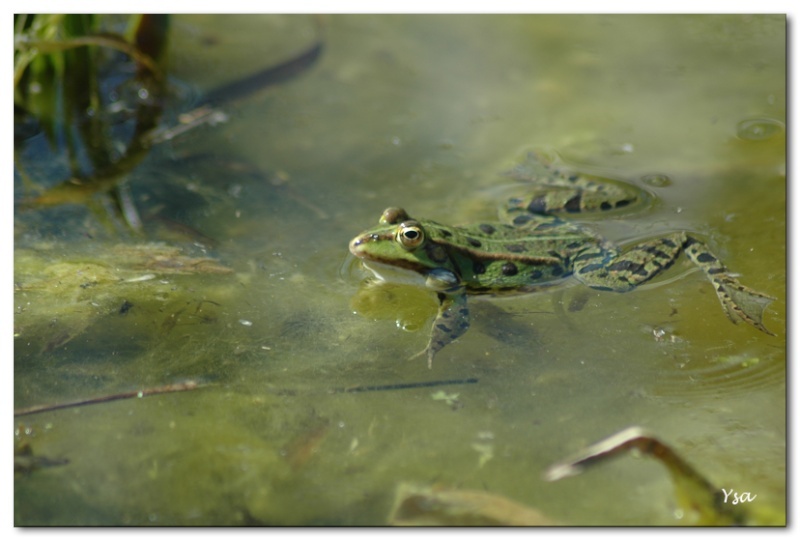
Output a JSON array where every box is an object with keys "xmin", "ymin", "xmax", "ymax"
[
  {"xmin": 683, "ymin": 236, "xmax": 776, "ymax": 335},
  {"xmin": 410, "ymin": 274, "xmax": 470, "ymax": 368},
  {"xmin": 710, "ymin": 278, "xmax": 775, "ymax": 334}
]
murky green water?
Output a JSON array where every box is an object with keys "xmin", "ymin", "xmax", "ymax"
[{"xmin": 14, "ymin": 14, "xmax": 785, "ymax": 525}]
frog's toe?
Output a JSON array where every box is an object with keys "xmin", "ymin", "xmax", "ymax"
[{"xmin": 715, "ymin": 280, "xmax": 775, "ymax": 335}]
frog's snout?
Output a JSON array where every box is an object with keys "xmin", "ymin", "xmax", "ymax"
[{"xmin": 349, "ymin": 236, "xmax": 365, "ymax": 257}]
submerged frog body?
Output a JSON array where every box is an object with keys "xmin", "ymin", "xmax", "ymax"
[{"xmin": 349, "ymin": 153, "xmax": 775, "ymax": 367}]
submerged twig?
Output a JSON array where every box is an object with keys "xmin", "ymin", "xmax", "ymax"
[
  {"xmin": 14, "ymin": 380, "xmax": 204, "ymax": 417},
  {"xmin": 331, "ymin": 377, "xmax": 479, "ymax": 394},
  {"xmin": 203, "ymin": 41, "xmax": 323, "ymax": 106},
  {"xmin": 145, "ymin": 106, "xmax": 229, "ymax": 145},
  {"xmin": 148, "ymin": 40, "xmax": 324, "ymax": 146},
  {"xmin": 543, "ymin": 426, "xmax": 752, "ymax": 525}
]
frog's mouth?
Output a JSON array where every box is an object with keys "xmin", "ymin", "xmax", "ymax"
[{"xmin": 358, "ymin": 259, "xmax": 429, "ymax": 287}]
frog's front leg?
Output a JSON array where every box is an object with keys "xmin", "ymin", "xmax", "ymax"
[
  {"xmin": 410, "ymin": 269, "xmax": 470, "ymax": 368},
  {"xmin": 573, "ymin": 233, "xmax": 774, "ymax": 334}
]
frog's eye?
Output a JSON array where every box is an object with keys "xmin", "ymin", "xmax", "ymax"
[{"xmin": 396, "ymin": 223, "xmax": 425, "ymax": 250}]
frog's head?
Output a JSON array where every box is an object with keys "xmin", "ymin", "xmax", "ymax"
[{"xmin": 349, "ymin": 207, "xmax": 451, "ymax": 274}]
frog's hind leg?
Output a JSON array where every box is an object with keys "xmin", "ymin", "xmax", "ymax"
[
  {"xmin": 682, "ymin": 236, "xmax": 775, "ymax": 335},
  {"xmin": 505, "ymin": 184, "xmax": 639, "ymax": 218},
  {"xmin": 573, "ymin": 233, "xmax": 774, "ymax": 334},
  {"xmin": 503, "ymin": 151, "xmax": 642, "ymax": 217}
]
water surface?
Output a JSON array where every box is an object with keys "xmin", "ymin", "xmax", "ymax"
[{"xmin": 14, "ymin": 14, "xmax": 785, "ymax": 525}]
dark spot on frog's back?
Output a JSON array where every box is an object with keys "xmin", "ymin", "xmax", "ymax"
[
  {"xmin": 505, "ymin": 243, "xmax": 526, "ymax": 253},
  {"xmin": 565, "ymin": 194, "xmax": 582, "ymax": 212},
  {"xmin": 527, "ymin": 197, "xmax": 548, "ymax": 214},
  {"xmin": 466, "ymin": 237, "xmax": 482, "ymax": 248},
  {"xmin": 512, "ymin": 214, "xmax": 533, "ymax": 226},
  {"xmin": 439, "ymin": 229, "xmax": 453, "ymax": 238},
  {"xmin": 501, "ymin": 262, "xmax": 519, "ymax": 276},
  {"xmin": 479, "ymin": 224, "xmax": 496, "ymax": 235}
]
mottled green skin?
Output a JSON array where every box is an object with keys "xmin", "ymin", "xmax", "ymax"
[
  {"xmin": 349, "ymin": 153, "xmax": 775, "ymax": 367},
  {"xmin": 351, "ymin": 213, "xmax": 593, "ymax": 293}
]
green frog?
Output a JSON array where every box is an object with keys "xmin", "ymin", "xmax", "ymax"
[{"xmin": 349, "ymin": 152, "xmax": 775, "ymax": 367}]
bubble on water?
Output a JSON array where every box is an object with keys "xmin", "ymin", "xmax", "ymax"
[
  {"xmin": 641, "ymin": 173, "xmax": 672, "ymax": 188},
  {"xmin": 397, "ymin": 319, "xmax": 422, "ymax": 332},
  {"xmin": 736, "ymin": 118, "xmax": 784, "ymax": 141}
]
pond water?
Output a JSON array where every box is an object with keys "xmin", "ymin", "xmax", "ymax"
[{"xmin": 14, "ymin": 14, "xmax": 785, "ymax": 525}]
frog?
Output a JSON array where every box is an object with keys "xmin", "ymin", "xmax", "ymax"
[{"xmin": 348, "ymin": 151, "xmax": 775, "ymax": 368}]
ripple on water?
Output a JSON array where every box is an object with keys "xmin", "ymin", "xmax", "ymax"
[
  {"xmin": 640, "ymin": 173, "xmax": 672, "ymax": 188},
  {"xmin": 735, "ymin": 117, "xmax": 785, "ymax": 141},
  {"xmin": 649, "ymin": 349, "xmax": 785, "ymax": 398}
]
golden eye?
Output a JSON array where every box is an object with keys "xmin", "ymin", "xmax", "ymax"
[{"xmin": 396, "ymin": 223, "xmax": 424, "ymax": 250}]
